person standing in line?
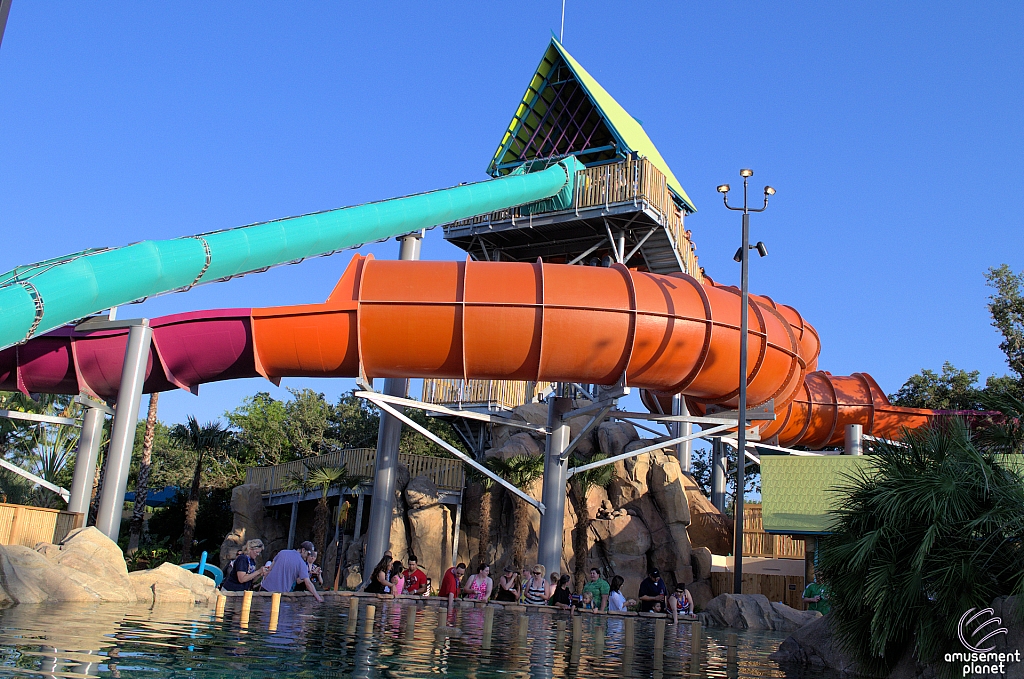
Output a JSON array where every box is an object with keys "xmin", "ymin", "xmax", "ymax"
[
  {"xmin": 637, "ymin": 568, "xmax": 667, "ymax": 613},
  {"xmin": 403, "ymin": 555, "xmax": 429, "ymax": 595},
  {"xmin": 582, "ymin": 567, "xmax": 610, "ymax": 612},
  {"xmin": 522, "ymin": 565, "xmax": 548, "ymax": 605},
  {"xmin": 802, "ymin": 574, "xmax": 830, "ymax": 614},
  {"xmin": 546, "ymin": 571, "xmax": 560, "ymax": 601},
  {"xmin": 364, "ymin": 551, "xmax": 393, "ymax": 594},
  {"xmin": 548, "ymin": 574, "xmax": 573, "ymax": 609},
  {"xmin": 389, "ymin": 560, "xmax": 406, "ymax": 596},
  {"xmin": 463, "ymin": 563, "xmax": 493, "ymax": 601},
  {"xmin": 439, "ymin": 563, "xmax": 466, "ymax": 608},
  {"xmin": 221, "ymin": 539, "xmax": 269, "ymax": 592},
  {"xmin": 607, "ymin": 575, "xmax": 629, "ymax": 612},
  {"xmin": 495, "ymin": 565, "xmax": 520, "ymax": 602},
  {"xmin": 261, "ymin": 541, "xmax": 324, "ymax": 602}
]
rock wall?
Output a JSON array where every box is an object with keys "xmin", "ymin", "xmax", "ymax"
[{"xmin": 0, "ymin": 527, "xmax": 215, "ymax": 606}]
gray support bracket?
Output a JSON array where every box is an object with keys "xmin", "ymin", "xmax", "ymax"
[
  {"xmin": 357, "ymin": 392, "xmax": 545, "ymax": 513},
  {"xmin": 567, "ymin": 423, "xmax": 734, "ymax": 478},
  {"xmin": 0, "ymin": 457, "xmax": 69, "ymax": 501},
  {"xmin": 359, "ymin": 392, "xmax": 548, "ymax": 434},
  {"xmin": 558, "ymin": 405, "xmax": 612, "ymax": 461}
]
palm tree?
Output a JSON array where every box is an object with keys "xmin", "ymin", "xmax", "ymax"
[
  {"xmin": 568, "ymin": 453, "xmax": 614, "ymax": 592},
  {"xmin": 286, "ymin": 463, "xmax": 366, "ymax": 561},
  {"xmin": 169, "ymin": 416, "xmax": 232, "ymax": 562},
  {"xmin": 465, "ymin": 467, "xmax": 496, "ymax": 567},
  {"xmin": 127, "ymin": 393, "xmax": 159, "ymax": 556},
  {"xmin": 485, "ymin": 454, "xmax": 544, "ymax": 568},
  {"xmin": 818, "ymin": 418, "xmax": 1024, "ymax": 676},
  {"xmin": 979, "ymin": 390, "xmax": 1024, "ymax": 454}
]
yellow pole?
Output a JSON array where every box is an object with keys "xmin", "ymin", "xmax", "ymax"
[
  {"xmin": 215, "ymin": 594, "xmax": 226, "ymax": 618},
  {"xmin": 240, "ymin": 590, "xmax": 253, "ymax": 629},
  {"xmin": 269, "ymin": 592, "xmax": 281, "ymax": 632}
]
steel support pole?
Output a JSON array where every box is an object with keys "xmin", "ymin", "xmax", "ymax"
[
  {"xmin": 67, "ymin": 406, "xmax": 105, "ymax": 516},
  {"xmin": 353, "ymin": 492, "xmax": 365, "ymax": 540},
  {"xmin": 844, "ymin": 424, "xmax": 863, "ymax": 456},
  {"xmin": 732, "ymin": 211, "xmax": 750, "ymax": 595},
  {"xmin": 363, "ymin": 231, "xmax": 422, "ymax": 574},
  {"xmin": 94, "ymin": 322, "xmax": 153, "ymax": 541},
  {"xmin": 450, "ymin": 500, "xmax": 463, "ymax": 568},
  {"xmin": 672, "ymin": 394, "xmax": 692, "ymax": 471},
  {"xmin": 537, "ymin": 392, "xmax": 571, "ymax": 577},
  {"xmin": 711, "ymin": 438, "xmax": 727, "ymax": 512},
  {"xmin": 287, "ymin": 500, "xmax": 299, "ymax": 549}
]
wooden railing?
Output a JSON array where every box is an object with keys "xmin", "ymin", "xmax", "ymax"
[
  {"xmin": 573, "ymin": 158, "xmax": 701, "ymax": 279},
  {"xmin": 742, "ymin": 503, "xmax": 805, "ymax": 559},
  {"xmin": 421, "ymin": 379, "xmax": 543, "ymax": 411},
  {"xmin": 448, "ymin": 157, "xmax": 702, "ymax": 280},
  {"xmin": 245, "ymin": 448, "xmax": 465, "ymax": 495},
  {"xmin": 0, "ymin": 503, "xmax": 84, "ymax": 547}
]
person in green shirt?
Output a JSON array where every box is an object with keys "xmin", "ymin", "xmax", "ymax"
[
  {"xmin": 582, "ymin": 567, "xmax": 610, "ymax": 611},
  {"xmin": 802, "ymin": 575, "xmax": 830, "ymax": 614}
]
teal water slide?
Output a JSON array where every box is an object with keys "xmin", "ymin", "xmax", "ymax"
[{"xmin": 0, "ymin": 158, "xmax": 582, "ymax": 352}]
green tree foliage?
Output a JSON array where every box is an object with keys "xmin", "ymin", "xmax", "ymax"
[
  {"xmin": 986, "ymin": 264, "xmax": 1024, "ymax": 379},
  {"xmin": 817, "ymin": 419, "xmax": 1024, "ymax": 675},
  {"xmin": 169, "ymin": 416, "xmax": 233, "ymax": 562},
  {"xmin": 568, "ymin": 453, "xmax": 614, "ymax": 591},
  {"xmin": 0, "ymin": 392, "xmax": 80, "ymax": 508},
  {"xmin": 225, "ymin": 391, "xmax": 291, "ymax": 465},
  {"xmin": 889, "ymin": 362, "xmax": 984, "ymax": 410},
  {"xmin": 284, "ymin": 463, "xmax": 365, "ymax": 562},
  {"xmin": 146, "ymin": 488, "xmax": 234, "ymax": 565},
  {"xmin": 485, "ymin": 454, "xmax": 544, "ymax": 568}
]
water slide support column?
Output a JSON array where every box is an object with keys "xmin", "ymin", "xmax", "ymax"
[
  {"xmin": 538, "ymin": 389, "xmax": 571, "ymax": 577},
  {"xmin": 711, "ymin": 439, "xmax": 727, "ymax": 512},
  {"xmin": 363, "ymin": 231, "xmax": 423, "ymax": 575},
  {"xmin": 67, "ymin": 406, "xmax": 107, "ymax": 516},
  {"xmin": 94, "ymin": 321, "xmax": 153, "ymax": 541},
  {"xmin": 844, "ymin": 424, "xmax": 863, "ymax": 456},
  {"xmin": 672, "ymin": 394, "xmax": 692, "ymax": 472}
]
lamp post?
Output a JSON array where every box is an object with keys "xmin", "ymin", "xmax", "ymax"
[{"xmin": 717, "ymin": 169, "xmax": 774, "ymax": 594}]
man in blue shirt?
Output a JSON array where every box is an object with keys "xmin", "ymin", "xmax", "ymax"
[
  {"xmin": 638, "ymin": 567, "xmax": 667, "ymax": 613},
  {"xmin": 261, "ymin": 541, "xmax": 324, "ymax": 602}
]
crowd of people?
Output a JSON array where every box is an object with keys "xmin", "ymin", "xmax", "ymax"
[{"xmin": 219, "ymin": 542, "xmax": 698, "ymax": 621}]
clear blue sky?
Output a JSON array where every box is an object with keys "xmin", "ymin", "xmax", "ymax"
[{"xmin": 1, "ymin": 2, "xmax": 1022, "ymax": 429}]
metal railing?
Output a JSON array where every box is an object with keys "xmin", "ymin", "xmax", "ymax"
[
  {"xmin": 0, "ymin": 503, "xmax": 84, "ymax": 547},
  {"xmin": 421, "ymin": 379, "xmax": 544, "ymax": 411},
  {"xmin": 244, "ymin": 447, "xmax": 465, "ymax": 495}
]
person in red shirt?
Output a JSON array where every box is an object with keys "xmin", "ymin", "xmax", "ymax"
[
  {"xmin": 403, "ymin": 555, "xmax": 429, "ymax": 595},
  {"xmin": 439, "ymin": 562, "xmax": 466, "ymax": 608}
]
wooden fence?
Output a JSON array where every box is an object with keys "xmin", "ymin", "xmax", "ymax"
[
  {"xmin": 421, "ymin": 379, "xmax": 544, "ymax": 411},
  {"xmin": 742, "ymin": 503, "xmax": 805, "ymax": 559},
  {"xmin": 245, "ymin": 448, "xmax": 465, "ymax": 495},
  {"xmin": 711, "ymin": 571, "xmax": 806, "ymax": 611},
  {"xmin": 0, "ymin": 503, "xmax": 84, "ymax": 547}
]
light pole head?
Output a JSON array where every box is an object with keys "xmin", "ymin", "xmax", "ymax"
[
  {"xmin": 754, "ymin": 242, "xmax": 768, "ymax": 258},
  {"xmin": 717, "ymin": 184, "xmax": 731, "ymax": 194},
  {"xmin": 740, "ymin": 169, "xmax": 753, "ymax": 178},
  {"xmin": 733, "ymin": 247, "xmax": 744, "ymax": 263},
  {"xmin": 764, "ymin": 186, "xmax": 776, "ymax": 196}
]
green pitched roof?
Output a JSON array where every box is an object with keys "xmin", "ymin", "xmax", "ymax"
[
  {"xmin": 760, "ymin": 454, "xmax": 1024, "ymax": 535},
  {"xmin": 489, "ymin": 39, "xmax": 696, "ymax": 214}
]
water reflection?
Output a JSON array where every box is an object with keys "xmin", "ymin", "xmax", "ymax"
[{"xmin": 0, "ymin": 599, "xmax": 838, "ymax": 678}]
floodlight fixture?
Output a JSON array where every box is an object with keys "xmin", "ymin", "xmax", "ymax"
[
  {"xmin": 764, "ymin": 186, "xmax": 776, "ymax": 196},
  {"xmin": 717, "ymin": 184, "xmax": 731, "ymax": 194},
  {"xmin": 754, "ymin": 242, "xmax": 768, "ymax": 258},
  {"xmin": 740, "ymin": 169, "xmax": 753, "ymax": 178},
  {"xmin": 733, "ymin": 247, "xmax": 743, "ymax": 263}
]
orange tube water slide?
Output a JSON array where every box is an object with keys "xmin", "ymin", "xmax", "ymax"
[{"xmin": 251, "ymin": 255, "xmax": 934, "ymax": 448}]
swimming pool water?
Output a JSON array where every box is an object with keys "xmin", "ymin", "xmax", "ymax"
[{"xmin": 0, "ymin": 598, "xmax": 836, "ymax": 678}]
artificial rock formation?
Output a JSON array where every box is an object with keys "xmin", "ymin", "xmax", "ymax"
[
  {"xmin": 0, "ymin": 527, "xmax": 214, "ymax": 606},
  {"xmin": 699, "ymin": 593, "xmax": 820, "ymax": 632},
  {"xmin": 219, "ymin": 483, "xmax": 287, "ymax": 567}
]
